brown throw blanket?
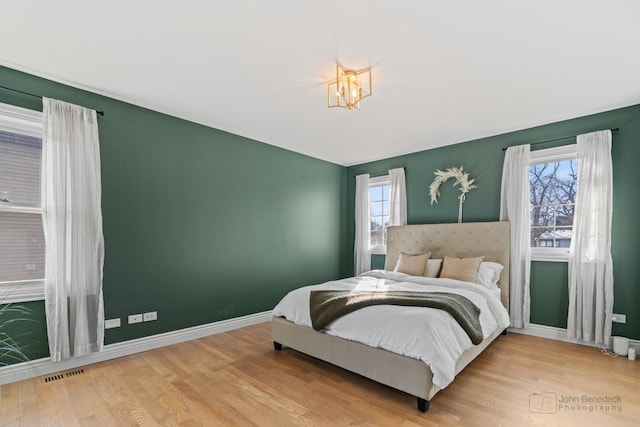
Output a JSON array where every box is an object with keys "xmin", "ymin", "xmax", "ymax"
[{"xmin": 309, "ymin": 290, "xmax": 484, "ymax": 345}]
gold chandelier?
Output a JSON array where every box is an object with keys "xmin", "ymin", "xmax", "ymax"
[{"xmin": 327, "ymin": 64, "xmax": 372, "ymax": 110}]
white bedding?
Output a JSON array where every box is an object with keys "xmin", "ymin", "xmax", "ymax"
[{"xmin": 272, "ymin": 270, "xmax": 510, "ymax": 389}]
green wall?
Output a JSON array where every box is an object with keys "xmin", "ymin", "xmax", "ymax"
[
  {"xmin": 346, "ymin": 104, "xmax": 640, "ymax": 340},
  {"xmin": 0, "ymin": 301, "xmax": 48, "ymax": 365},
  {"xmin": 0, "ymin": 65, "xmax": 347, "ymax": 356}
]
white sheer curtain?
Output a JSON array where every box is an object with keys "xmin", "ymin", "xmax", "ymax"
[
  {"xmin": 354, "ymin": 174, "xmax": 371, "ymax": 275},
  {"xmin": 567, "ymin": 130, "xmax": 614, "ymax": 345},
  {"xmin": 42, "ymin": 98, "xmax": 105, "ymax": 361},
  {"xmin": 500, "ymin": 145, "xmax": 531, "ymax": 328},
  {"xmin": 388, "ymin": 168, "xmax": 407, "ymax": 226}
]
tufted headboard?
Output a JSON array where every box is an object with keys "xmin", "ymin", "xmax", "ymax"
[{"xmin": 384, "ymin": 222, "xmax": 510, "ymax": 310}]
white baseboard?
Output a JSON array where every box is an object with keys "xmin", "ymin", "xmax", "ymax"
[
  {"xmin": 0, "ymin": 310, "xmax": 272, "ymax": 386},
  {"xmin": 509, "ymin": 323, "xmax": 640, "ymax": 351}
]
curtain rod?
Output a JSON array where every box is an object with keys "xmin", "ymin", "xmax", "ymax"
[
  {"xmin": 0, "ymin": 85, "xmax": 105, "ymax": 116},
  {"xmin": 501, "ymin": 128, "xmax": 618, "ymax": 151},
  {"xmin": 352, "ymin": 166, "xmax": 405, "ymax": 178}
]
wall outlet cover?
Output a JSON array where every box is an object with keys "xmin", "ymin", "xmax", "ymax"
[
  {"xmin": 612, "ymin": 313, "xmax": 627, "ymax": 323},
  {"xmin": 128, "ymin": 314, "xmax": 143, "ymax": 324}
]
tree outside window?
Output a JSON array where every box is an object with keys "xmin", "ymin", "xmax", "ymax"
[{"xmin": 530, "ymin": 159, "xmax": 576, "ymax": 249}]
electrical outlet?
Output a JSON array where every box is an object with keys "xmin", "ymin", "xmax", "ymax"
[
  {"xmin": 612, "ymin": 313, "xmax": 626, "ymax": 323},
  {"xmin": 143, "ymin": 311, "xmax": 157, "ymax": 322},
  {"xmin": 128, "ymin": 314, "xmax": 143, "ymax": 324},
  {"xmin": 105, "ymin": 318, "xmax": 121, "ymax": 329}
]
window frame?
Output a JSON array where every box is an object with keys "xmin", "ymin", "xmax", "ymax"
[
  {"xmin": 0, "ymin": 102, "xmax": 45, "ymax": 303},
  {"xmin": 368, "ymin": 175, "xmax": 390, "ymax": 255},
  {"xmin": 529, "ymin": 144, "xmax": 577, "ymax": 262}
]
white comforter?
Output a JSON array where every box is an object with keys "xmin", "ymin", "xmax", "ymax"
[{"xmin": 272, "ymin": 270, "xmax": 510, "ymax": 389}]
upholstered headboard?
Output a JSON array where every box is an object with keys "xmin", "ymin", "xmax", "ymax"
[{"xmin": 384, "ymin": 222, "xmax": 510, "ymax": 310}]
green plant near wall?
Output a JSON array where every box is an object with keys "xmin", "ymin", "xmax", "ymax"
[{"xmin": 0, "ymin": 304, "xmax": 32, "ymax": 366}]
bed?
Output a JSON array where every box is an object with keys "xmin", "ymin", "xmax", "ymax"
[{"xmin": 271, "ymin": 221, "xmax": 510, "ymax": 412}]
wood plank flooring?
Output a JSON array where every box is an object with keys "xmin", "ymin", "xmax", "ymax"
[{"xmin": 1, "ymin": 322, "xmax": 639, "ymax": 426}]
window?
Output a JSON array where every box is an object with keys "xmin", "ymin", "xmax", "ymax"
[
  {"xmin": 0, "ymin": 102, "xmax": 44, "ymax": 302},
  {"xmin": 529, "ymin": 144, "xmax": 577, "ymax": 261},
  {"xmin": 369, "ymin": 175, "xmax": 390, "ymax": 254}
]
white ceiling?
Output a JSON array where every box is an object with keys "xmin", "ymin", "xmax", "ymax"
[{"xmin": 1, "ymin": 1, "xmax": 639, "ymax": 166}]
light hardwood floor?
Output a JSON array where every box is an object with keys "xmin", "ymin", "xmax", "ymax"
[{"xmin": 1, "ymin": 322, "xmax": 638, "ymax": 426}]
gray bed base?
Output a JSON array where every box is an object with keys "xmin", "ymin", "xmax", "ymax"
[
  {"xmin": 272, "ymin": 222, "xmax": 510, "ymax": 412},
  {"xmin": 272, "ymin": 316, "xmax": 504, "ymax": 412}
]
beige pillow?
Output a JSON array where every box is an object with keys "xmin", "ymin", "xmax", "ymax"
[
  {"xmin": 439, "ymin": 255, "xmax": 485, "ymax": 283},
  {"xmin": 394, "ymin": 252, "xmax": 431, "ymax": 276}
]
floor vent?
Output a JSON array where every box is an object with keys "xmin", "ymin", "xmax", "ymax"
[{"xmin": 42, "ymin": 368, "xmax": 85, "ymax": 383}]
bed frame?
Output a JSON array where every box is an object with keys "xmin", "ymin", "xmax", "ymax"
[{"xmin": 272, "ymin": 221, "xmax": 510, "ymax": 412}]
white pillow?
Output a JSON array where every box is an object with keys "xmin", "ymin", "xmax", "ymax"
[
  {"xmin": 475, "ymin": 262, "xmax": 504, "ymax": 289},
  {"xmin": 423, "ymin": 259, "xmax": 443, "ymax": 278}
]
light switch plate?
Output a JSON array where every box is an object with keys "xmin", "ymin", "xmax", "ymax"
[
  {"xmin": 105, "ymin": 318, "xmax": 121, "ymax": 329},
  {"xmin": 143, "ymin": 311, "xmax": 157, "ymax": 322}
]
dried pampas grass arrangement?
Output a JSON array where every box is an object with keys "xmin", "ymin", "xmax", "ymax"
[{"xmin": 429, "ymin": 166, "xmax": 476, "ymax": 223}]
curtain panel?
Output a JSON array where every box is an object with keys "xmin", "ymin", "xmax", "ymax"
[
  {"xmin": 567, "ymin": 130, "xmax": 614, "ymax": 345},
  {"xmin": 500, "ymin": 144, "xmax": 531, "ymax": 328},
  {"xmin": 354, "ymin": 174, "xmax": 371, "ymax": 275},
  {"xmin": 42, "ymin": 98, "xmax": 105, "ymax": 361},
  {"xmin": 388, "ymin": 168, "xmax": 407, "ymax": 227}
]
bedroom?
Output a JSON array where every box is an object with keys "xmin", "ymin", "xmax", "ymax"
[{"xmin": 1, "ymin": 1, "xmax": 639, "ymax": 425}]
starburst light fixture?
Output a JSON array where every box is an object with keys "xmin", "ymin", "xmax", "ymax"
[{"xmin": 327, "ymin": 64, "xmax": 372, "ymax": 110}]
